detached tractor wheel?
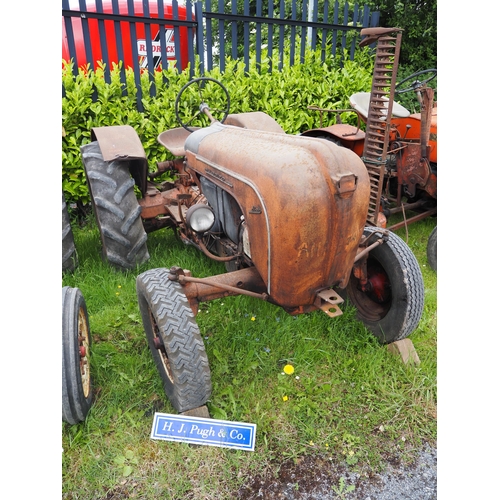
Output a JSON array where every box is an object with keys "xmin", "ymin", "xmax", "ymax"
[
  {"xmin": 136, "ymin": 268, "xmax": 212, "ymax": 412},
  {"xmin": 62, "ymin": 286, "xmax": 93, "ymax": 424},
  {"xmin": 427, "ymin": 227, "xmax": 437, "ymax": 272},
  {"xmin": 81, "ymin": 142, "xmax": 149, "ymax": 271},
  {"xmin": 344, "ymin": 227, "xmax": 424, "ymax": 344},
  {"xmin": 62, "ymin": 192, "xmax": 78, "ymax": 272}
]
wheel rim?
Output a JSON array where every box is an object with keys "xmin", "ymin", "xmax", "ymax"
[
  {"xmin": 149, "ymin": 309, "xmax": 174, "ymax": 384},
  {"xmin": 78, "ymin": 306, "xmax": 91, "ymax": 398},
  {"xmin": 348, "ymin": 258, "xmax": 392, "ymax": 322}
]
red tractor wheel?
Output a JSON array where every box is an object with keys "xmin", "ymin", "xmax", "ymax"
[
  {"xmin": 62, "ymin": 287, "xmax": 93, "ymax": 424},
  {"xmin": 344, "ymin": 227, "xmax": 424, "ymax": 344}
]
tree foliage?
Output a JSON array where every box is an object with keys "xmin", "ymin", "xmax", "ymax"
[{"xmin": 364, "ymin": 0, "xmax": 437, "ymax": 70}]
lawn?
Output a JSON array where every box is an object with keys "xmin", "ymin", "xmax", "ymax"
[{"xmin": 62, "ymin": 211, "xmax": 437, "ymax": 499}]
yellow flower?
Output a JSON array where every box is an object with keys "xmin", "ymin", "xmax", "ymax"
[
  {"xmin": 283, "ymin": 364, "xmax": 294, "ymax": 375},
  {"xmin": 118, "ymin": 285, "xmax": 122, "ymax": 289},
  {"xmin": 116, "ymin": 292, "xmax": 120, "ymax": 296},
  {"xmin": 251, "ymin": 316, "xmax": 256, "ymax": 321},
  {"xmin": 282, "ymin": 395, "xmax": 288, "ymax": 402}
]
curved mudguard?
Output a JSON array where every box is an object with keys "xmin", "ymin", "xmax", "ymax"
[
  {"xmin": 90, "ymin": 125, "xmax": 149, "ymax": 196},
  {"xmin": 224, "ymin": 112, "xmax": 285, "ymax": 134},
  {"xmin": 185, "ymin": 123, "xmax": 370, "ymax": 309},
  {"xmin": 301, "ymin": 124, "xmax": 365, "ymax": 156}
]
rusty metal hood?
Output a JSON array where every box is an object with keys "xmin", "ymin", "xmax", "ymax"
[{"xmin": 185, "ymin": 123, "xmax": 370, "ymax": 308}]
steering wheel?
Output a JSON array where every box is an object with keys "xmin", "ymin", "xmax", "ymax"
[
  {"xmin": 175, "ymin": 77, "xmax": 231, "ymax": 132},
  {"xmin": 395, "ymin": 69, "xmax": 437, "ymax": 94}
]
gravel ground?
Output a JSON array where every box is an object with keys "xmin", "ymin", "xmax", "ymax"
[{"xmin": 237, "ymin": 443, "xmax": 436, "ymax": 499}]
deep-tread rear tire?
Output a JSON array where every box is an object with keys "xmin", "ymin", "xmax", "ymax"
[
  {"xmin": 81, "ymin": 141, "xmax": 149, "ymax": 271},
  {"xmin": 427, "ymin": 227, "xmax": 437, "ymax": 272},
  {"xmin": 344, "ymin": 227, "xmax": 424, "ymax": 344},
  {"xmin": 136, "ymin": 268, "xmax": 212, "ymax": 412},
  {"xmin": 62, "ymin": 287, "xmax": 93, "ymax": 424},
  {"xmin": 62, "ymin": 192, "xmax": 78, "ymax": 272}
]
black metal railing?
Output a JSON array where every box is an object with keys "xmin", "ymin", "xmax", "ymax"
[{"xmin": 62, "ymin": 0, "xmax": 379, "ymax": 109}]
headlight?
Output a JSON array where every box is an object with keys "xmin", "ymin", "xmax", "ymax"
[
  {"xmin": 242, "ymin": 220, "xmax": 251, "ymax": 258},
  {"xmin": 185, "ymin": 204, "xmax": 215, "ymax": 233}
]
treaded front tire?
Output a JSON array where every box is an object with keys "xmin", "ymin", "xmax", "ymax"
[
  {"xmin": 62, "ymin": 286, "xmax": 93, "ymax": 424},
  {"xmin": 62, "ymin": 192, "xmax": 78, "ymax": 272},
  {"xmin": 81, "ymin": 141, "xmax": 149, "ymax": 271},
  {"xmin": 344, "ymin": 227, "xmax": 424, "ymax": 344},
  {"xmin": 136, "ymin": 268, "xmax": 212, "ymax": 412}
]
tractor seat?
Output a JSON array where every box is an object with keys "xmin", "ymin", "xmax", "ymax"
[{"xmin": 350, "ymin": 92, "xmax": 411, "ymax": 120}]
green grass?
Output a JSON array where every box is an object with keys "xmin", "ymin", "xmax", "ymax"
[{"xmin": 62, "ymin": 212, "xmax": 437, "ymax": 499}]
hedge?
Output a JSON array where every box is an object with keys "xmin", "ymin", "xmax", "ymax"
[{"xmin": 62, "ymin": 48, "xmax": 375, "ymax": 206}]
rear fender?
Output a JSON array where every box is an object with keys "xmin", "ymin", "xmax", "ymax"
[
  {"xmin": 301, "ymin": 124, "xmax": 365, "ymax": 156},
  {"xmin": 91, "ymin": 125, "xmax": 149, "ymax": 196},
  {"xmin": 224, "ymin": 112, "xmax": 285, "ymax": 134}
]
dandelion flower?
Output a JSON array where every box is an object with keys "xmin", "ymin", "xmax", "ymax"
[
  {"xmin": 282, "ymin": 395, "xmax": 288, "ymax": 402},
  {"xmin": 283, "ymin": 364, "xmax": 294, "ymax": 375},
  {"xmin": 118, "ymin": 285, "xmax": 122, "ymax": 289},
  {"xmin": 116, "ymin": 292, "xmax": 120, "ymax": 296},
  {"xmin": 251, "ymin": 316, "xmax": 256, "ymax": 321}
]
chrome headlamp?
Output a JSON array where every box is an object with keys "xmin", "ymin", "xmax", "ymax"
[{"xmin": 185, "ymin": 204, "xmax": 216, "ymax": 233}]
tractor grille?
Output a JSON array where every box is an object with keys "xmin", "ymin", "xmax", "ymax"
[{"xmin": 362, "ymin": 30, "xmax": 402, "ymax": 225}]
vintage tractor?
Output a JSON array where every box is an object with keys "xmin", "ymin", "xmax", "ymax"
[
  {"xmin": 303, "ymin": 27, "xmax": 437, "ymax": 269},
  {"xmin": 81, "ymin": 60, "xmax": 425, "ymax": 413}
]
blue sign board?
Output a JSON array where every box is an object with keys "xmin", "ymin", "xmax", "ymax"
[{"xmin": 150, "ymin": 412, "xmax": 257, "ymax": 451}]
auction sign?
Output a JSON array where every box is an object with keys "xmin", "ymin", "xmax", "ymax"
[{"xmin": 150, "ymin": 413, "xmax": 257, "ymax": 451}]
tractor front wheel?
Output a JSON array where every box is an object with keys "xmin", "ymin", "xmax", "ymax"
[
  {"xmin": 62, "ymin": 286, "xmax": 93, "ymax": 424},
  {"xmin": 344, "ymin": 227, "xmax": 424, "ymax": 344},
  {"xmin": 81, "ymin": 142, "xmax": 149, "ymax": 271},
  {"xmin": 136, "ymin": 268, "xmax": 212, "ymax": 412}
]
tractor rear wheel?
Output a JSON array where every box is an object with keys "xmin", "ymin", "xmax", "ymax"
[
  {"xmin": 81, "ymin": 142, "xmax": 149, "ymax": 271},
  {"xmin": 62, "ymin": 286, "xmax": 93, "ymax": 424},
  {"xmin": 427, "ymin": 227, "xmax": 437, "ymax": 272},
  {"xmin": 62, "ymin": 192, "xmax": 78, "ymax": 272},
  {"xmin": 344, "ymin": 227, "xmax": 424, "ymax": 344},
  {"xmin": 136, "ymin": 268, "xmax": 212, "ymax": 413}
]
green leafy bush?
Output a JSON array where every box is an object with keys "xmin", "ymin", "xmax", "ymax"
[
  {"xmin": 62, "ymin": 48, "xmax": 374, "ymax": 206},
  {"xmin": 364, "ymin": 0, "xmax": 437, "ymax": 70}
]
